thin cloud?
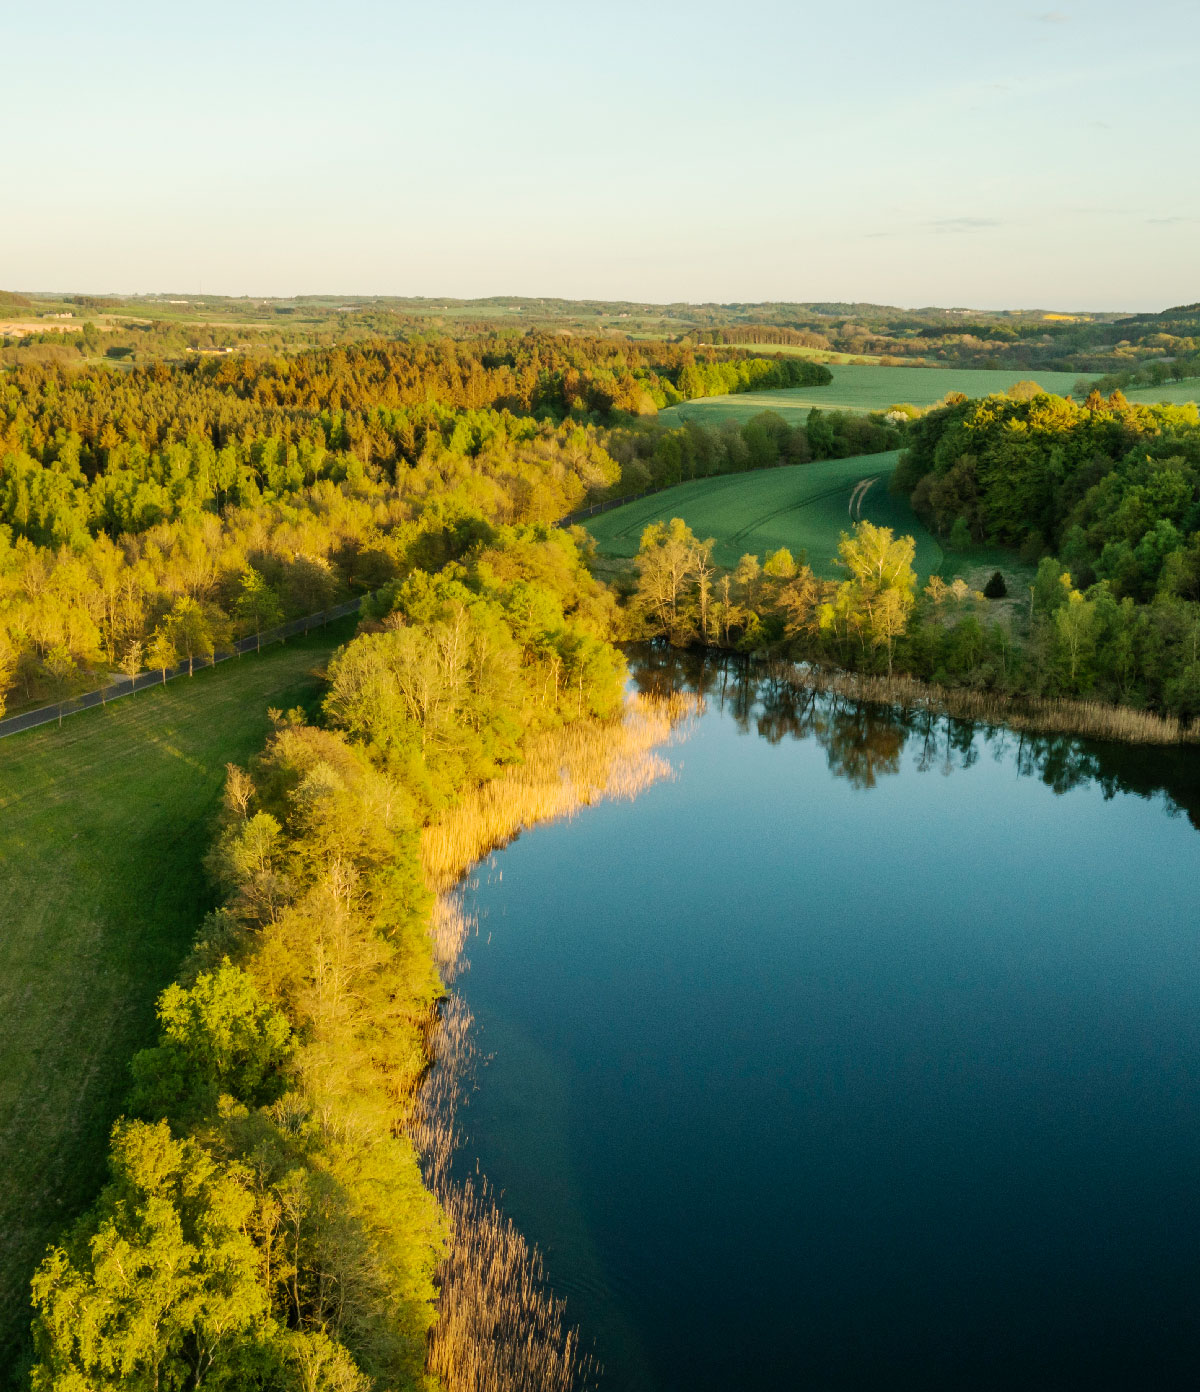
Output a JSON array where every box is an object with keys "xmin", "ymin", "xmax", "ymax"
[
  {"xmin": 927, "ymin": 217, "xmax": 1005, "ymax": 232},
  {"xmin": 1146, "ymin": 215, "xmax": 1200, "ymax": 225},
  {"xmin": 1032, "ymin": 10, "xmax": 1071, "ymax": 21},
  {"xmin": 859, "ymin": 218, "xmax": 1005, "ymax": 239}
]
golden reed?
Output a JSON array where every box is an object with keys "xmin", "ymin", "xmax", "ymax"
[
  {"xmin": 768, "ymin": 661, "xmax": 1199, "ymax": 746},
  {"xmin": 422, "ymin": 691, "xmax": 699, "ymax": 893},
  {"xmin": 414, "ymin": 692, "xmax": 698, "ymax": 1391}
]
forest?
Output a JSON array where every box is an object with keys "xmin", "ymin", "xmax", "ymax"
[
  {"xmin": 6, "ymin": 290, "xmax": 1200, "ymax": 384},
  {"xmin": 895, "ymin": 389, "xmax": 1200, "ymax": 598},
  {"xmin": 0, "ymin": 336, "xmax": 871, "ymax": 720},
  {"xmin": 6, "ymin": 314, "xmax": 1200, "ymax": 1387},
  {"xmin": 0, "ymin": 336, "xmax": 827, "ymax": 542}
]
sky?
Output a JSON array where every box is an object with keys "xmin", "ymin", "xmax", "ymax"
[{"xmin": 3, "ymin": 0, "xmax": 1198, "ymax": 310}]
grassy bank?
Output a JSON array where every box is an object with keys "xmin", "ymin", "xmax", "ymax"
[
  {"xmin": 584, "ymin": 452, "xmax": 945, "ymax": 578},
  {"xmin": 0, "ymin": 617, "xmax": 355, "ymax": 1373},
  {"xmin": 657, "ymin": 364, "xmax": 1083, "ymax": 424}
]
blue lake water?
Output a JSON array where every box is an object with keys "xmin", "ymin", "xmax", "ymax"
[{"xmin": 453, "ymin": 651, "xmax": 1200, "ymax": 1391}]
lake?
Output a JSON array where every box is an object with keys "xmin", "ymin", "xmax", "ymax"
[{"xmin": 451, "ymin": 649, "xmax": 1200, "ymax": 1391}]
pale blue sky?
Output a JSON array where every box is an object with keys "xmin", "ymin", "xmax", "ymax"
[{"xmin": 4, "ymin": 0, "xmax": 1198, "ymax": 308}]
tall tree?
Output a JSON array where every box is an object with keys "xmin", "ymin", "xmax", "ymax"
[{"xmin": 234, "ymin": 569, "xmax": 284, "ymax": 651}]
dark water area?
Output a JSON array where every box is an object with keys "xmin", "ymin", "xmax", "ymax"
[{"xmin": 452, "ymin": 649, "xmax": 1200, "ymax": 1392}]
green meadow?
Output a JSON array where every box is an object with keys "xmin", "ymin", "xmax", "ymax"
[
  {"xmin": 708, "ymin": 342, "xmax": 886, "ymax": 365},
  {"xmin": 1124, "ymin": 377, "xmax": 1200, "ymax": 406},
  {"xmin": 585, "ymin": 451, "xmax": 944, "ymax": 578},
  {"xmin": 0, "ymin": 620, "xmax": 355, "ymax": 1372},
  {"xmin": 659, "ymin": 363, "xmax": 1084, "ymax": 425}
]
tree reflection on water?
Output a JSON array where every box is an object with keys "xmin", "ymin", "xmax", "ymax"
[{"xmin": 627, "ymin": 643, "xmax": 1200, "ymax": 823}]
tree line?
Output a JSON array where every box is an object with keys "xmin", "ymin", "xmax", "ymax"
[
  {"xmin": 0, "ymin": 334, "xmax": 827, "ymax": 519},
  {"xmin": 1074, "ymin": 356, "xmax": 1200, "ymax": 400},
  {"xmin": 0, "ymin": 335, "xmax": 826, "ymax": 548},
  {"xmin": 894, "ymin": 389, "xmax": 1200, "ymax": 600},
  {"xmin": 607, "ymin": 407, "xmax": 903, "ymax": 495},
  {"xmin": 27, "ymin": 522, "xmax": 627, "ymax": 1389},
  {"xmin": 689, "ymin": 326, "xmax": 834, "ymax": 349},
  {"xmin": 628, "ymin": 507, "xmax": 1200, "ymax": 722},
  {"xmin": 629, "ymin": 518, "xmax": 917, "ymax": 678}
]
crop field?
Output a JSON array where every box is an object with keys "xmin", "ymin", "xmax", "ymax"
[
  {"xmin": 707, "ymin": 342, "xmax": 885, "ymax": 365},
  {"xmin": 658, "ymin": 364, "xmax": 1084, "ymax": 425},
  {"xmin": 585, "ymin": 451, "xmax": 943, "ymax": 578},
  {"xmin": 0, "ymin": 619, "xmax": 355, "ymax": 1371},
  {"xmin": 1124, "ymin": 378, "xmax": 1200, "ymax": 406}
]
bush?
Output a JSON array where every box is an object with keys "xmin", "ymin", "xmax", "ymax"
[{"xmin": 983, "ymin": 570, "xmax": 1008, "ymax": 599}]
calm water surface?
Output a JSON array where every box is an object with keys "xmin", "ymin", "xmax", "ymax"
[{"xmin": 453, "ymin": 651, "xmax": 1200, "ymax": 1391}]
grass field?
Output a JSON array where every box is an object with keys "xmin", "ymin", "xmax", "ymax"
[
  {"xmin": 707, "ymin": 342, "xmax": 886, "ymax": 365},
  {"xmin": 0, "ymin": 619, "xmax": 356, "ymax": 1372},
  {"xmin": 1124, "ymin": 377, "xmax": 1200, "ymax": 406},
  {"xmin": 659, "ymin": 363, "xmax": 1084, "ymax": 425},
  {"xmin": 585, "ymin": 451, "xmax": 944, "ymax": 578}
]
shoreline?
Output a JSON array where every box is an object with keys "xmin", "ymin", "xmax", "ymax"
[
  {"xmin": 757, "ymin": 658, "xmax": 1198, "ymax": 747},
  {"xmin": 412, "ymin": 693, "xmax": 698, "ymax": 1388}
]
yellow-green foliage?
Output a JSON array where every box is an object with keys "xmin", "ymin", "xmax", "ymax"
[
  {"xmin": 0, "ymin": 622, "xmax": 355, "ymax": 1374},
  {"xmin": 28, "ymin": 522, "xmax": 630, "ymax": 1389},
  {"xmin": 31, "ymin": 715, "xmax": 447, "ymax": 1388},
  {"xmin": 326, "ymin": 528, "xmax": 626, "ymax": 808}
]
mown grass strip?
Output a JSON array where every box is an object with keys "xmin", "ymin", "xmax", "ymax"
[{"xmin": 0, "ymin": 618, "xmax": 355, "ymax": 1373}]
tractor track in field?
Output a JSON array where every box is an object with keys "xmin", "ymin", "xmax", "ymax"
[
  {"xmin": 601, "ymin": 470, "xmax": 772, "ymax": 543},
  {"xmin": 848, "ymin": 476, "xmax": 879, "ymax": 521},
  {"xmin": 594, "ymin": 456, "xmax": 904, "ymax": 557},
  {"xmin": 721, "ymin": 479, "xmax": 866, "ymax": 547},
  {"xmin": 604, "ymin": 473, "xmax": 884, "ymax": 550}
]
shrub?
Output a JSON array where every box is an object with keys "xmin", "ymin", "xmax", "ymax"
[{"xmin": 947, "ymin": 517, "xmax": 972, "ymax": 551}]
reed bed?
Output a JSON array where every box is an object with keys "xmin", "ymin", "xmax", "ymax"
[
  {"xmin": 429, "ymin": 894, "xmax": 474, "ymax": 984},
  {"xmin": 768, "ymin": 661, "xmax": 1200, "ymax": 745},
  {"xmin": 427, "ymin": 1181, "xmax": 598, "ymax": 1392},
  {"xmin": 414, "ymin": 692, "xmax": 698, "ymax": 1391},
  {"xmin": 422, "ymin": 691, "xmax": 700, "ymax": 893},
  {"xmin": 412, "ymin": 990, "xmax": 474, "ymax": 1196},
  {"xmin": 416, "ymin": 980, "xmax": 600, "ymax": 1392}
]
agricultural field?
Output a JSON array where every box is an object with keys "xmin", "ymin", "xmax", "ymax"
[
  {"xmin": 1124, "ymin": 377, "xmax": 1200, "ymax": 406},
  {"xmin": 585, "ymin": 451, "xmax": 944, "ymax": 578},
  {"xmin": 0, "ymin": 619, "xmax": 355, "ymax": 1373},
  {"xmin": 703, "ymin": 342, "xmax": 887, "ymax": 365},
  {"xmin": 658, "ymin": 363, "xmax": 1084, "ymax": 425}
]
